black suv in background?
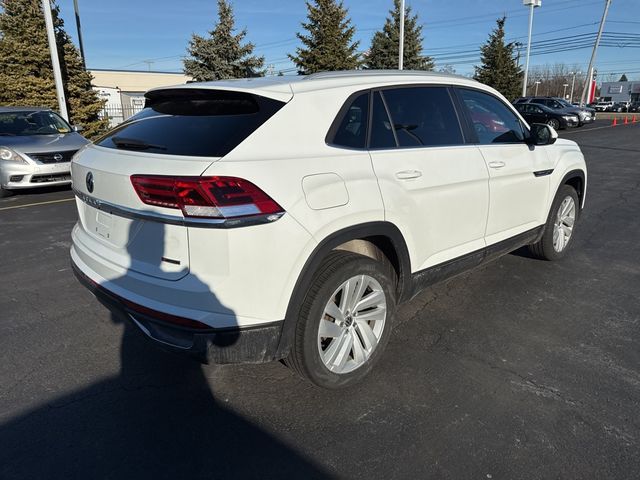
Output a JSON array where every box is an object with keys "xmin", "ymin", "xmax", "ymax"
[
  {"xmin": 513, "ymin": 96, "xmax": 595, "ymax": 126},
  {"xmin": 514, "ymin": 103, "xmax": 579, "ymax": 130}
]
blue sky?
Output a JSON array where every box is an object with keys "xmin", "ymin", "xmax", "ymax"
[{"xmin": 56, "ymin": 0, "xmax": 640, "ymax": 80}]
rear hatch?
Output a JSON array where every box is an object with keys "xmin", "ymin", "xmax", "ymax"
[{"xmin": 72, "ymin": 87, "xmax": 287, "ymax": 281}]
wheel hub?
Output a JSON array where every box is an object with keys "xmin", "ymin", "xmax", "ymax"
[{"xmin": 344, "ymin": 315, "xmax": 354, "ymax": 327}]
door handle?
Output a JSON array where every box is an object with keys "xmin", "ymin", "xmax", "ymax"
[
  {"xmin": 395, "ymin": 170, "xmax": 422, "ymax": 180},
  {"xmin": 488, "ymin": 161, "xmax": 506, "ymax": 169}
]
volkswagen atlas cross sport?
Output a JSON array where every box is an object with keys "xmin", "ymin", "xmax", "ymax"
[
  {"xmin": 70, "ymin": 71, "xmax": 587, "ymax": 389},
  {"xmin": 0, "ymin": 107, "xmax": 88, "ymax": 197}
]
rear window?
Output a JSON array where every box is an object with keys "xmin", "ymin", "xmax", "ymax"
[{"xmin": 96, "ymin": 89, "xmax": 285, "ymax": 157}]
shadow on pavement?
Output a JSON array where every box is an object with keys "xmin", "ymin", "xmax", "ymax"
[{"xmin": 0, "ymin": 217, "xmax": 329, "ymax": 479}]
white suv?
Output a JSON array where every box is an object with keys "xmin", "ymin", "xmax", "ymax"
[{"xmin": 70, "ymin": 71, "xmax": 587, "ymax": 388}]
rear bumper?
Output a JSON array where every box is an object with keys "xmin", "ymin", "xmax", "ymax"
[{"xmin": 72, "ymin": 260, "xmax": 283, "ymax": 364}]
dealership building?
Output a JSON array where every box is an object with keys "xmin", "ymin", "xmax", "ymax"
[{"xmin": 599, "ymin": 80, "xmax": 640, "ymax": 103}]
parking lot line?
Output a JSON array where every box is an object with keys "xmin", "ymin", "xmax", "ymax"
[
  {"xmin": 0, "ymin": 197, "xmax": 75, "ymax": 211},
  {"xmin": 563, "ymin": 123, "xmax": 638, "ymax": 134}
]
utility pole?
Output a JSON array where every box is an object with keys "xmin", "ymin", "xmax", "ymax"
[
  {"xmin": 580, "ymin": 0, "xmax": 612, "ymax": 106},
  {"xmin": 73, "ymin": 0, "xmax": 87, "ymax": 70},
  {"xmin": 534, "ymin": 80, "xmax": 540, "ymax": 96},
  {"xmin": 569, "ymin": 71, "xmax": 581, "ymax": 103},
  {"xmin": 522, "ymin": 0, "xmax": 541, "ymax": 97},
  {"xmin": 398, "ymin": 0, "xmax": 405, "ymax": 70},
  {"xmin": 563, "ymin": 83, "xmax": 569, "ymax": 98},
  {"xmin": 42, "ymin": 0, "xmax": 68, "ymax": 121}
]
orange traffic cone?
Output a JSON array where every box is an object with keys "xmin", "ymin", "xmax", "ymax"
[
  {"xmin": 633, "ymin": 115, "xmax": 638, "ymax": 123},
  {"xmin": 612, "ymin": 117, "xmax": 618, "ymax": 126},
  {"xmin": 624, "ymin": 116, "xmax": 629, "ymax": 125}
]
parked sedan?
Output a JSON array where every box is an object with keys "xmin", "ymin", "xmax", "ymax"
[
  {"xmin": 513, "ymin": 96, "xmax": 595, "ymax": 126},
  {"xmin": 514, "ymin": 103, "xmax": 579, "ymax": 130},
  {"xmin": 0, "ymin": 107, "xmax": 89, "ymax": 197}
]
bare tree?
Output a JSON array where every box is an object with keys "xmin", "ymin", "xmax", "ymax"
[{"xmin": 525, "ymin": 63, "xmax": 584, "ymax": 99}]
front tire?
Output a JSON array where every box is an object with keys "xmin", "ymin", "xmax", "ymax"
[
  {"xmin": 529, "ymin": 185, "xmax": 579, "ymax": 260},
  {"xmin": 286, "ymin": 251, "xmax": 396, "ymax": 389}
]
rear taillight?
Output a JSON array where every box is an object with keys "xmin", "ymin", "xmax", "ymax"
[{"xmin": 130, "ymin": 175, "xmax": 284, "ymax": 219}]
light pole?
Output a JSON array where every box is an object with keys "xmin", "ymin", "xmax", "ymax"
[
  {"xmin": 398, "ymin": 0, "xmax": 405, "ymax": 70},
  {"xmin": 522, "ymin": 0, "xmax": 542, "ymax": 97},
  {"xmin": 41, "ymin": 0, "xmax": 68, "ymax": 121},
  {"xmin": 534, "ymin": 80, "xmax": 541, "ymax": 96},
  {"xmin": 569, "ymin": 71, "xmax": 581, "ymax": 103},
  {"xmin": 563, "ymin": 83, "xmax": 569, "ymax": 98}
]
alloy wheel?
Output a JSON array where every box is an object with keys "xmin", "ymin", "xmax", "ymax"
[
  {"xmin": 553, "ymin": 196, "xmax": 576, "ymax": 252},
  {"xmin": 317, "ymin": 274, "xmax": 387, "ymax": 374}
]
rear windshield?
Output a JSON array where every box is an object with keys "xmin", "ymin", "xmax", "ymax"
[{"xmin": 96, "ymin": 89, "xmax": 285, "ymax": 157}]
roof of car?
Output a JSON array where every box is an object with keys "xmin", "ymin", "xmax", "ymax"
[
  {"xmin": 0, "ymin": 106, "xmax": 52, "ymax": 113},
  {"xmin": 148, "ymin": 70, "xmax": 481, "ymax": 102}
]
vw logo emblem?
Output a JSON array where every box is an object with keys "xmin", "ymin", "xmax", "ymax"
[
  {"xmin": 53, "ymin": 153, "xmax": 63, "ymax": 162},
  {"xmin": 86, "ymin": 172, "xmax": 94, "ymax": 193}
]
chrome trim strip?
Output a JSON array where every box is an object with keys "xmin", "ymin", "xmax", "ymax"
[{"xmin": 73, "ymin": 188, "xmax": 284, "ymax": 229}]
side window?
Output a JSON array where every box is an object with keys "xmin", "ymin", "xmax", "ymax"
[
  {"xmin": 381, "ymin": 87, "xmax": 463, "ymax": 147},
  {"xmin": 370, "ymin": 91, "xmax": 397, "ymax": 149},
  {"xmin": 330, "ymin": 92, "xmax": 369, "ymax": 149},
  {"xmin": 458, "ymin": 88, "xmax": 525, "ymax": 144},
  {"xmin": 533, "ymin": 106, "xmax": 544, "ymax": 114},
  {"xmin": 531, "ymin": 99, "xmax": 545, "ymax": 106}
]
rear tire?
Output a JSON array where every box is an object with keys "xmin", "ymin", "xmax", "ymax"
[
  {"xmin": 547, "ymin": 118, "xmax": 561, "ymax": 130},
  {"xmin": 529, "ymin": 184, "xmax": 580, "ymax": 261},
  {"xmin": 286, "ymin": 251, "xmax": 396, "ymax": 389}
]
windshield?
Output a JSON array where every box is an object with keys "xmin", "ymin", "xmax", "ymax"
[
  {"xmin": 0, "ymin": 111, "xmax": 72, "ymax": 136},
  {"xmin": 557, "ymin": 99, "xmax": 574, "ymax": 108}
]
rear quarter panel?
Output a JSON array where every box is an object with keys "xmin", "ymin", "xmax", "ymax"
[{"xmin": 199, "ymin": 86, "xmax": 385, "ymax": 321}]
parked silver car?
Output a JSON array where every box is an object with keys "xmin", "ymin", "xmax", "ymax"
[{"xmin": 0, "ymin": 107, "xmax": 89, "ymax": 197}]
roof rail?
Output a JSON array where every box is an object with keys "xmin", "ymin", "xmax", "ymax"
[{"xmin": 304, "ymin": 69, "xmax": 475, "ymax": 82}]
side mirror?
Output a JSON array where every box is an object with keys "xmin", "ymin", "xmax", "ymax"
[
  {"xmin": 528, "ymin": 123, "xmax": 557, "ymax": 146},
  {"xmin": 72, "ymin": 125, "xmax": 84, "ymax": 132}
]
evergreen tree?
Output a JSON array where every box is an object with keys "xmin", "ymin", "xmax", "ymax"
[
  {"xmin": 365, "ymin": 0, "xmax": 433, "ymax": 71},
  {"xmin": 473, "ymin": 17, "xmax": 522, "ymax": 100},
  {"xmin": 619, "ymin": 74, "xmax": 628, "ymax": 82},
  {"xmin": 183, "ymin": 0, "xmax": 264, "ymax": 81},
  {"xmin": 0, "ymin": 0, "xmax": 108, "ymax": 138},
  {"xmin": 289, "ymin": 0, "xmax": 360, "ymax": 74}
]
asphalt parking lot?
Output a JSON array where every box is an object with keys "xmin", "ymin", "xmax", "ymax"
[{"xmin": 1, "ymin": 120, "xmax": 639, "ymax": 479}]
